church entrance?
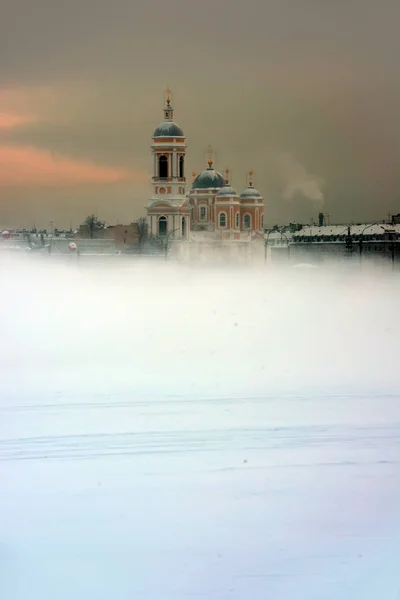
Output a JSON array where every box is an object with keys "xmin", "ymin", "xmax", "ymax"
[{"xmin": 158, "ymin": 216, "xmax": 167, "ymax": 236}]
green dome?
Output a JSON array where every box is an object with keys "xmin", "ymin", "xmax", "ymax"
[
  {"xmin": 153, "ymin": 121, "xmax": 184, "ymax": 137},
  {"xmin": 192, "ymin": 166, "xmax": 225, "ymax": 189},
  {"xmin": 216, "ymin": 184, "xmax": 238, "ymax": 197},
  {"xmin": 240, "ymin": 185, "xmax": 262, "ymax": 199}
]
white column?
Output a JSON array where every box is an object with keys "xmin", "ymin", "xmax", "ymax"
[
  {"xmin": 153, "ymin": 152, "xmax": 157, "ymax": 177},
  {"xmin": 168, "ymin": 215, "xmax": 174, "ymax": 235}
]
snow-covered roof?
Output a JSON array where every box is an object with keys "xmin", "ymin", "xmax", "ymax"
[
  {"xmin": 265, "ymin": 231, "xmax": 293, "ymax": 241},
  {"xmin": 292, "ymin": 224, "xmax": 400, "ymax": 238}
]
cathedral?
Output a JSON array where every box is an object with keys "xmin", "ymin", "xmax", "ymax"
[{"xmin": 146, "ymin": 91, "xmax": 265, "ymax": 248}]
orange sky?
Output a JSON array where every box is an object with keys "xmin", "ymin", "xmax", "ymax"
[
  {"xmin": 0, "ymin": 95, "xmax": 146, "ymax": 188},
  {"xmin": 0, "ymin": 144, "xmax": 144, "ymax": 186},
  {"xmin": 0, "ymin": 112, "xmax": 36, "ymax": 129}
]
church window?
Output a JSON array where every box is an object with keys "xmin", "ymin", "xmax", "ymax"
[
  {"xmin": 179, "ymin": 156, "xmax": 184, "ymax": 178},
  {"xmin": 235, "ymin": 212, "xmax": 240, "ymax": 228},
  {"xmin": 219, "ymin": 212, "xmax": 227, "ymax": 228},
  {"xmin": 200, "ymin": 205, "xmax": 207, "ymax": 221},
  {"xmin": 159, "ymin": 155, "xmax": 168, "ymax": 178},
  {"xmin": 243, "ymin": 213, "xmax": 252, "ymax": 229},
  {"xmin": 158, "ymin": 216, "xmax": 167, "ymax": 236}
]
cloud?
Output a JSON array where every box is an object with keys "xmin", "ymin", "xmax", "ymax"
[
  {"xmin": 0, "ymin": 145, "xmax": 146, "ymax": 187},
  {"xmin": 0, "ymin": 84, "xmax": 55, "ymax": 112},
  {"xmin": 277, "ymin": 152, "xmax": 325, "ymax": 206},
  {"xmin": 0, "ymin": 112, "xmax": 37, "ymax": 130}
]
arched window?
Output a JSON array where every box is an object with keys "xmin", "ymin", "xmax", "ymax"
[
  {"xmin": 158, "ymin": 216, "xmax": 167, "ymax": 236},
  {"xmin": 219, "ymin": 212, "xmax": 227, "ymax": 228},
  {"xmin": 159, "ymin": 155, "xmax": 168, "ymax": 179},
  {"xmin": 179, "ymin": 156, "xmax": 184, "ymax": 178},
  {"xmin": 181, "ymin": 217, "xmax": 186, "ymax": 237},
  {"xmin": 199, "ymin": 205, "xmax": 207, "ymax": 221},
  {"xmin": 243, "ymin": 213, "xmax": 251, "ymax": 229},
  {"xmin": 235, "ymin": 212, "xmax": 240, "ymax": 228}
]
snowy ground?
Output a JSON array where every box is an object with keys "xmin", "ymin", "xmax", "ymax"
[{"xmin": 1, "ymin": 259, "xmax": 400, "ymax": 599}]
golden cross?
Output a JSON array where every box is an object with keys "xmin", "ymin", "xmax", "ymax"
[{"xmin": 164, "ymin": 87, "xmax": 172, "ymax": 105}]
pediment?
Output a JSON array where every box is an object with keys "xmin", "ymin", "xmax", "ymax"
[{"xmin": 151, "ymin": 202, "xmax": 172, "ymax": 208}]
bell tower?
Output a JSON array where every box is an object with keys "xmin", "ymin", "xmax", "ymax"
[{"xmin": 146, "ymin": 90, "xmax": 190, "ymax": 240}]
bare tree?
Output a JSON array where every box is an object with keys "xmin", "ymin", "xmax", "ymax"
[
  {"xmin": 81, "ymin": 215, "xmax": 105, "ymax": 239},
  {"xmin": 136, "ymin": 217, "xmax": 149, "ymax": 252}
]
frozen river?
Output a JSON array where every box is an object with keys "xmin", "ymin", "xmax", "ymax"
[{"xmin": 1, "ymin": 260, "xmax": 400, "ymax": 599}]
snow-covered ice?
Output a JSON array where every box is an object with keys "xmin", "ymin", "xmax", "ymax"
[{"xmin": 1, "ymin": 259, "xmax": 400, "ymax": 599}]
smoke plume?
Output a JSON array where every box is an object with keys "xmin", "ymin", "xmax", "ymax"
[{"xmin": 277, "ymin": 152, "xmax": 325, "ymax": 207}]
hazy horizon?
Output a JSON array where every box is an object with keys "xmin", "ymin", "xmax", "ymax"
[{"xmin": 1, "ymin": 0, "xmax": 400, "ymax": 229}]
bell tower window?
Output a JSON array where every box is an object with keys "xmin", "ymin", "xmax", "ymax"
[
  {"xmin": 159, "ymin": 155, "xmax": 168, "ymax": 179},
  {"xmin": 179, "ymin": 156, "xmax": 184, "ymax": 178}
]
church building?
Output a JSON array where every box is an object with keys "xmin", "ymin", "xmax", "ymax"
[{"xmin": 146, "ymin": 91, "xmax": 265, "ymax": 247}]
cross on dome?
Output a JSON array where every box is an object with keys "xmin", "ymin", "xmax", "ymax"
[
  {"xmin": 204, "ymin": 145, "xmax": 215, "ymax": 169},
  {"xmin": 164, "ymin": 87, "xmax": 172, "ymax": 106},
  {"xmin": 248, "ymin": 169, "xmax": 254, "ymax": 187}
]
